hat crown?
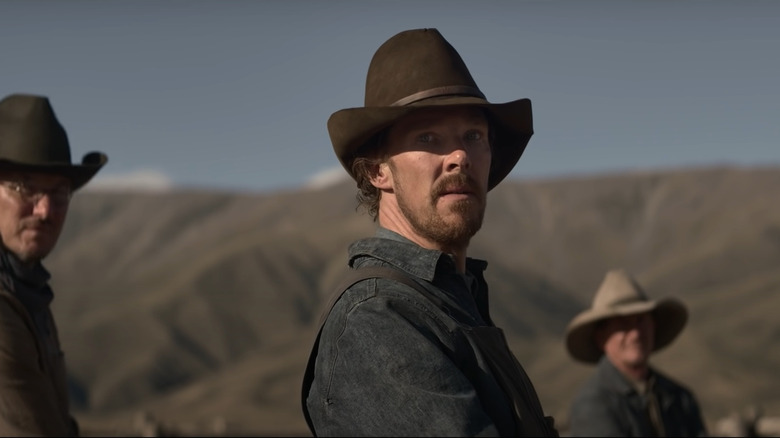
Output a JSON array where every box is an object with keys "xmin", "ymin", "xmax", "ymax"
[
  {"xmin": 0, "ymin": 93, "xmax": 72, "ymax": 165},
  {"xmin": 592, "ymin": 269, "xmax": 649, "ymax": 310},
  {"xmin": 364, "ymin": 28, "xmax": 485, "ymax": 108}
]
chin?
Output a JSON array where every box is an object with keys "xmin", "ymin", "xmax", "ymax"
[
  {"xmin": 625, "ymin": 354, "xmax": 651, "ymax": 367},
  {"xmin": 18, "ymin": 245, "xmax": 53, "ymax": 263}
]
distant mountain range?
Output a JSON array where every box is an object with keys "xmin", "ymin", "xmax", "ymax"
[{"xmin": 45, "ymin": 165, "xmax": 780, "ymax": 436}]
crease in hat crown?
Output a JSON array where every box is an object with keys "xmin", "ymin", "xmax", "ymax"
[
  {"xmin": 0, "ymin": 93, "xmax": 107, "ymax": 191},
  {"xmin": 327, "ymin": 28, "xmax": 534, "ymax": 192},
  {"xmin": 592, "ymin": 269, "xmax": 650, "ymax": 309},
  {"xmin": 363, "ymin": 28, "xmax": 486, "ymax": 108}
]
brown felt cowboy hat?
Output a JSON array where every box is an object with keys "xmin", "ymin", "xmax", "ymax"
[
  {"xmin": 328, "ymin": 28, "xmax": 533, "ymax": 191},
  {"xmin": 565, "ymin": 269, "xmax": 688, "ymax": 364},
  {"xmin": 0, "ymin": 93, "xmax": 107, "ymax": 191}
]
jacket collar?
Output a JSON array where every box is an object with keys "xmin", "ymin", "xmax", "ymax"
[
  {"xmin": 348, "ymin": 227, "xmax": 488, "ymax": 282},
  {"xmin": 597, "ymin": 355, "xmax": 650, "ymax": 396},
  {"xmin": 0, "ymin": 245, "xmax": 53, "ymax": 310},
  {"xmin": 348, "ymin": 227, "xmax": 493, "ymax": 324}
]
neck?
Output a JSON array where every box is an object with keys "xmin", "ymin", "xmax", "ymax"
[
  {"xmin": 377, "ymin": 211, "xmax": 469, "ymax": 273},
  {"xmin": 615, "ymin": 360, "xmax": 650, "ymax": 382}
]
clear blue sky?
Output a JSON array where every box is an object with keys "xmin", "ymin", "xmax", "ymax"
[{"xmin": 2, "ymin": 0, "xmax": 778, "ymax": 192}]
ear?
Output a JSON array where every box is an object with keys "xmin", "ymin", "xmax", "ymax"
[{"xmin": 369, "ymin": 162, "xmax": 393, "ymax": 190}]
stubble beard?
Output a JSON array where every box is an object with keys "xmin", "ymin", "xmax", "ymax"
[
  {"xmin": 13, "ymin": 218, "xmax": 60, "ymax": 264},
  {"xmin": 396, "ymin": 173, "xmax": 486, "ymax": 249}
]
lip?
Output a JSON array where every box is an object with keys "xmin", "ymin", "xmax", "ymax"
[
  {"xmin": 439, "ymin": 192, "xmax": 474, "ymax": 200},
  {"xmin": 439, "ymin": 185, "xmax": 475, "ymax": 196},
  {"xmin": 437, "ymin": 191, "xmax": 479, "ymax": 206}
]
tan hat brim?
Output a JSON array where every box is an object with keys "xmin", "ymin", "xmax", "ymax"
[{"xmin": 565, "ymin": 298, "xmax": 688, "ymax": 363}]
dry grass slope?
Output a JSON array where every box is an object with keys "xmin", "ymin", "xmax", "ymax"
[{"xmin": 44, "ymin": 165, "xmax": 780, "ymax": 435}]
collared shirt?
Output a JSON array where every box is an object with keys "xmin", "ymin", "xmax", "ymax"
[
  {"xmin": 305, "ymin": 227, "xmax": 519, "ymax": 436},
  {"xmin": 632, "ymin": 374, "xmax": 666, "ymax": 436},
  {"xmin": 568, "ymin": 356, "xmax": 707, "ymax": 437}
]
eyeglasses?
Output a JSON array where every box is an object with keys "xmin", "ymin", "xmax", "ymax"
[{"xmin": 0, "ymin": 180, "xmax": 72, "ymax": 206}]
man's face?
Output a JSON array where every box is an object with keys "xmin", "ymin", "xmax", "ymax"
[
  {"xmin": 0, "ymin": 171, "xmax": 72, "ymax": 264},
  {"xmin": 375, "ymin": 106, "xmax": 492, "ymax": 251},
  {"xmin": 596, "ymin": 312, "xmax": 656, "ymax": 375}
]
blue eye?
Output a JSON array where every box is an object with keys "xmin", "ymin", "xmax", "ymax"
[
  {"xmin": 418, "ymin": 133, "xmax": 434, "ymax": 143},
  {"xmin": 465, "ymin": 130, "xmax": 483, "ymax": 141}
]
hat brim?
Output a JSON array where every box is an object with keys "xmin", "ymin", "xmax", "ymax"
[
  {"xmin": 565, "ymin": 298, "xmax": 688, "ymax": 364},
  {"xmin": 328, "ymin": 96, "xmax": 533, "ymax": 191},
  {"xmin": 0, "ymin": 151, "xmax": 107, "ymax": 191}
]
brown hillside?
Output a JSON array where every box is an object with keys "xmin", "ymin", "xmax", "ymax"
[{"xmin": 45, "ymin": 165, "xmax": 780, "ymax": 435}]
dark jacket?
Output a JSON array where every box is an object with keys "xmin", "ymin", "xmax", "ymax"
[
  {"xmin": 568, "ymin": 356, "xmax": 707, "ymax": 437},
  {"xmin": 304, "ymin": 228, "xmax": 555, "ymax": 437},
  {"xmin": 0, "ymin": 247, "xmax": 78, "ymax": 436}
]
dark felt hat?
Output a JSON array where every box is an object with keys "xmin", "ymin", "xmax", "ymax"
[
  {"xmin": 328, "ymin": 28, "xmax": 533, "ymax": 191},
  {"xmin": 0, "ymin": 93, "xmax": 107, "ymax": 190}
]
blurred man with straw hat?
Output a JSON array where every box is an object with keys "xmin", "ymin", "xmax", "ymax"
[
  {"xmin": 565, "ymin": 269, "xmax": 707, "ymax": 437},
  {"xmin": 0, "ymin": 93, "xmax": 107, "ymax": 436},
  {"xmin": 302, "ymin": 28, "xmax": 558, "ymax": 436}
]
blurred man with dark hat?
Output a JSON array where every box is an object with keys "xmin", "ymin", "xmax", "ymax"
[
  {"xmin": 565, "ymin": 269, "xmax": 707, "ymax": 437},
  {"xmin": 302, "ymin": 28, "xmax": 558, "ymax": 436},
  {"xmin": 0, "ymin": 93, "xmax": 107, "ymax": 436}
]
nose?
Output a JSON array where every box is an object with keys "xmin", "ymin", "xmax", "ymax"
[
  {"xmin": 32, "ymin": 193, "xmax": 59, "ymax": 218},
  {"xmin": 445, "ymin": 145, "xmax": 471, "ymax": 173},
  {"xmin": 626, "ymin": 324, "xmax": 642, "ymax": 338}
]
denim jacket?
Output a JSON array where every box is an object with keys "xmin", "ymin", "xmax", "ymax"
[
  {"xmin": 304, "ymin": 228, "xmax": 554, "ymax": 437},
  {"xmin": 568, "ymin": 356, "xmax": 707, "ymax": 437}
]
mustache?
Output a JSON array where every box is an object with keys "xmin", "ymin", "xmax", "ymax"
[
  {"xmin": 432, "ymin": 173, "xmax": 483, "ymax": 199},
  {"xmin": 18, "ymin": 218, "xmax": 51, "ymax": 231}
]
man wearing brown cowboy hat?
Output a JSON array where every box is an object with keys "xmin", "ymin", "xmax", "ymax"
[
  {"xmin": 0, "ymin": 93, "xmax": 108, "ymax": 436},
  {"xmin": 565, "ymin": 269, "xmax": 707, "ymax": 437},
  {"xmin": 301, "ymin": 28, "xmax": 557, "ymax": 436}
]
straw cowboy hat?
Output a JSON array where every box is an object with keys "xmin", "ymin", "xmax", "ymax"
[
  {"xmin": 327, "ymin": 28, "xmax": 533, "ymax": 191},
  {"xmin": 565, "ymin": 269, "xmax": 688, "ymax": 364},
  {"xmin": 0, "ymin": 93, "xmax": 107, "ymax": 191}
]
